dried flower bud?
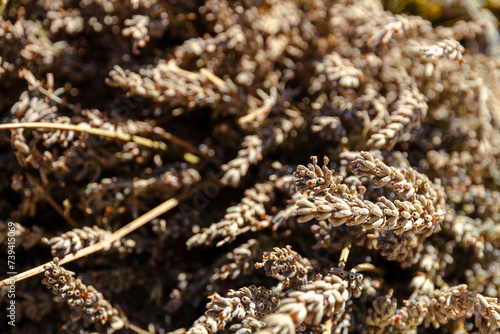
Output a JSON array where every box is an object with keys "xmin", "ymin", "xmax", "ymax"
[{"xmin": 330, "ymin": 267, "xmax": 364, "ymax": 298}]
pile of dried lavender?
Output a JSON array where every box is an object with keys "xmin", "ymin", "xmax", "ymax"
[{"xmin": 1, "ymin": 0, "xmax": 500, "ymax": 333}]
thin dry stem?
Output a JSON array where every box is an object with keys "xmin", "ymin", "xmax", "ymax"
[
  {"xmin": 153, "ymin": 126, "xmax": 221, "ymax": 166},
  {"xmin": 19, "ymin": 68, "xmax": 65, "ymax": 105},
  {"xmin": 338, "ymin": 237, "xmax": 352, "ymax": 270},
  {"xmin": 322, "ymin": 316, "xmax": 334, "ymax": 334},
  {"xmin": 0, "ymin": 176, "xmax": 218, "ymax": 287},
  {"xmin": 0, "ymin": 122, "xmax": 168, "ymax": 150},
  {"xmin": 200, "ymin": 68, "xmax": 226, "ymax": 88},
  {"xmin": 238, "ymin": 88, "xmax": 277, "ymax": 126}
]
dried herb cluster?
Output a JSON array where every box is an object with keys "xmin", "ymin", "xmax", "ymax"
[{"xmin": 0, "ymin": 0, "xmax": 500, "ymax": 333}]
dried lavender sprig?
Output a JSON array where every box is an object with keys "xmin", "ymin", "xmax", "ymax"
[
  {"xmin": 122, "ymin": 13, "xmax": 169, "ymax": 55},
  {"xmin": 369, "ymin": 14, "xmax": 419, "ymax": 50},
  {"xmin": 187, "ymin": 285, "xmax": 279, "ymax": 334},
  {"xmin": 41, "ymin": 257, "xmax": 125, "ymax": 330},
  {"xmin": 366, "ymin": 84, "xmax": 428, "ymax": 150},
  {"xmin": 296, "ymin": 192, "xmax": 442, "ymax": 236},
  {"xmin": 350, "ymin": 151, "xmax": 446, "ymax": 232},
  {"xmin": 227, "ymin": 286, "xmax": 280, "ymax": 320},
  {"xmin": 211, "ymin": 239, "xmax": 262, "ymax": 282},
  {"xmin": 310, "ymin": 219, "xmax": 424, "ymax": 268},
  {"xmin": 173, "ymin": 24, "xmax": 246, "ymax": 64},
  {"xmin": 293, "ymin": 155, "xmax": 351, "ymax": 197},
  {"xmin": 0, "ymin": 221, "xmax": 43, "ymax": 250},
  {"xmin": 257, "ymin": 274, "xmax": 351, "ymax": 334},
  {"xmin": 255, "ymin": 245, "xmax": 312, "ymax": 289},
  {"xmin": 220, "ymin": 135, "xmax": 264, "ymax": 188},
  {"xmin": 186, "ymin": 182, "xmax": 274, "ymax": 249},
  {"xmin": 314, "ymin": 52, "xmax": 364, "ymax": 91},
  {"xmin": 41, "ymin": 225, "xmax": 135, "ymax": 258},
  {"xmin": 221, "ymin": 111, "xmax": 304, "ymax": 187},
  {"xmin": 295, "ymin": 155, "xmax": 445, "ymax": 236},
  {"xmin": 420, "ymin": 39, "xmax": 464, "ymax": 63},
  {"xmin": 425, "ymin": 284, "xmax": 500, "ymax": 331},
  {"xmin": 373, "ymin": 231, "xmax": 424, "ymax": 268},
  {"xmin": 351, "ymin": 151, "xmax": 444, "ymax": 203},
  {"xmin": 366, "ymin": 290, "xmax": 403, "ymax": 331},
  {"xmin": 107, "ymin": 60, "xmax": 237, "ymax": 108},
  {"xmin": 367, "ymin": 284, "xmax": 500, "ymax": 333}
]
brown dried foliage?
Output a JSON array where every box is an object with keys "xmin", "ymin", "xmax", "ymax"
[{"xmin": 0, "ymin": 0, "xmax": 499, "ymax": 333}]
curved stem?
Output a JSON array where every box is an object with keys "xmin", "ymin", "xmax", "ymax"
[{"xmin": 351, "ymin": 263, "xmax": 383, "ymax": 275}]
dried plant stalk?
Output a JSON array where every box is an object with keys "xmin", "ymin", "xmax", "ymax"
[
  {"xmin": 42, "ymin": 257, "xmax": 126, "ymax": 330},
  {"xmin": 351, "ymin": 151, "xmax": 446, "ymax": 210},
  {"xmin": 255, "ymin": 245, "xmax": 312, "ymax": 289},
  {"xmin": 420, "ymin": 39, "xmax": 465, "ymax": 63},
  {"xmin": 367, "ymin": 284, "xmax": 500, "ymax": 332},
  {"xmin": 42, "ymin": 225, "xmax": 135, "ymax": 258},
  {"xmin": 0, "ymin": 176, "xmax": 218, "ymax": 287},
  {"xmin": 366, "ymin": 85, "xmax": 428, "ymax": 150},
  {"xmin": 294, "ymin": 153, "xmax": 446, "ymax": 236},
  {"xmin": 1, "ymin": 0, "xmax": 500, "ymax": 333},
  {"xmin": 187, "ymin": 182, "xmax": 274, "ymax": 248},
  {"xmin": 187, "ymin": 285, "xmax": 279, "ymax": 334},
  {"xmin": 258, "ymin": 274, "xmax": 351, "ymax": 334},
  {"xmin": 0, "ymin": 122, "xmax": 168, "ymax": 151}
]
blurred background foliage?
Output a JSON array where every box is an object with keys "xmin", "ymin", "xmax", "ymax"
[{"xmin": 384, "ymin": 0, "xmax": 500, "ymax": 25}]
